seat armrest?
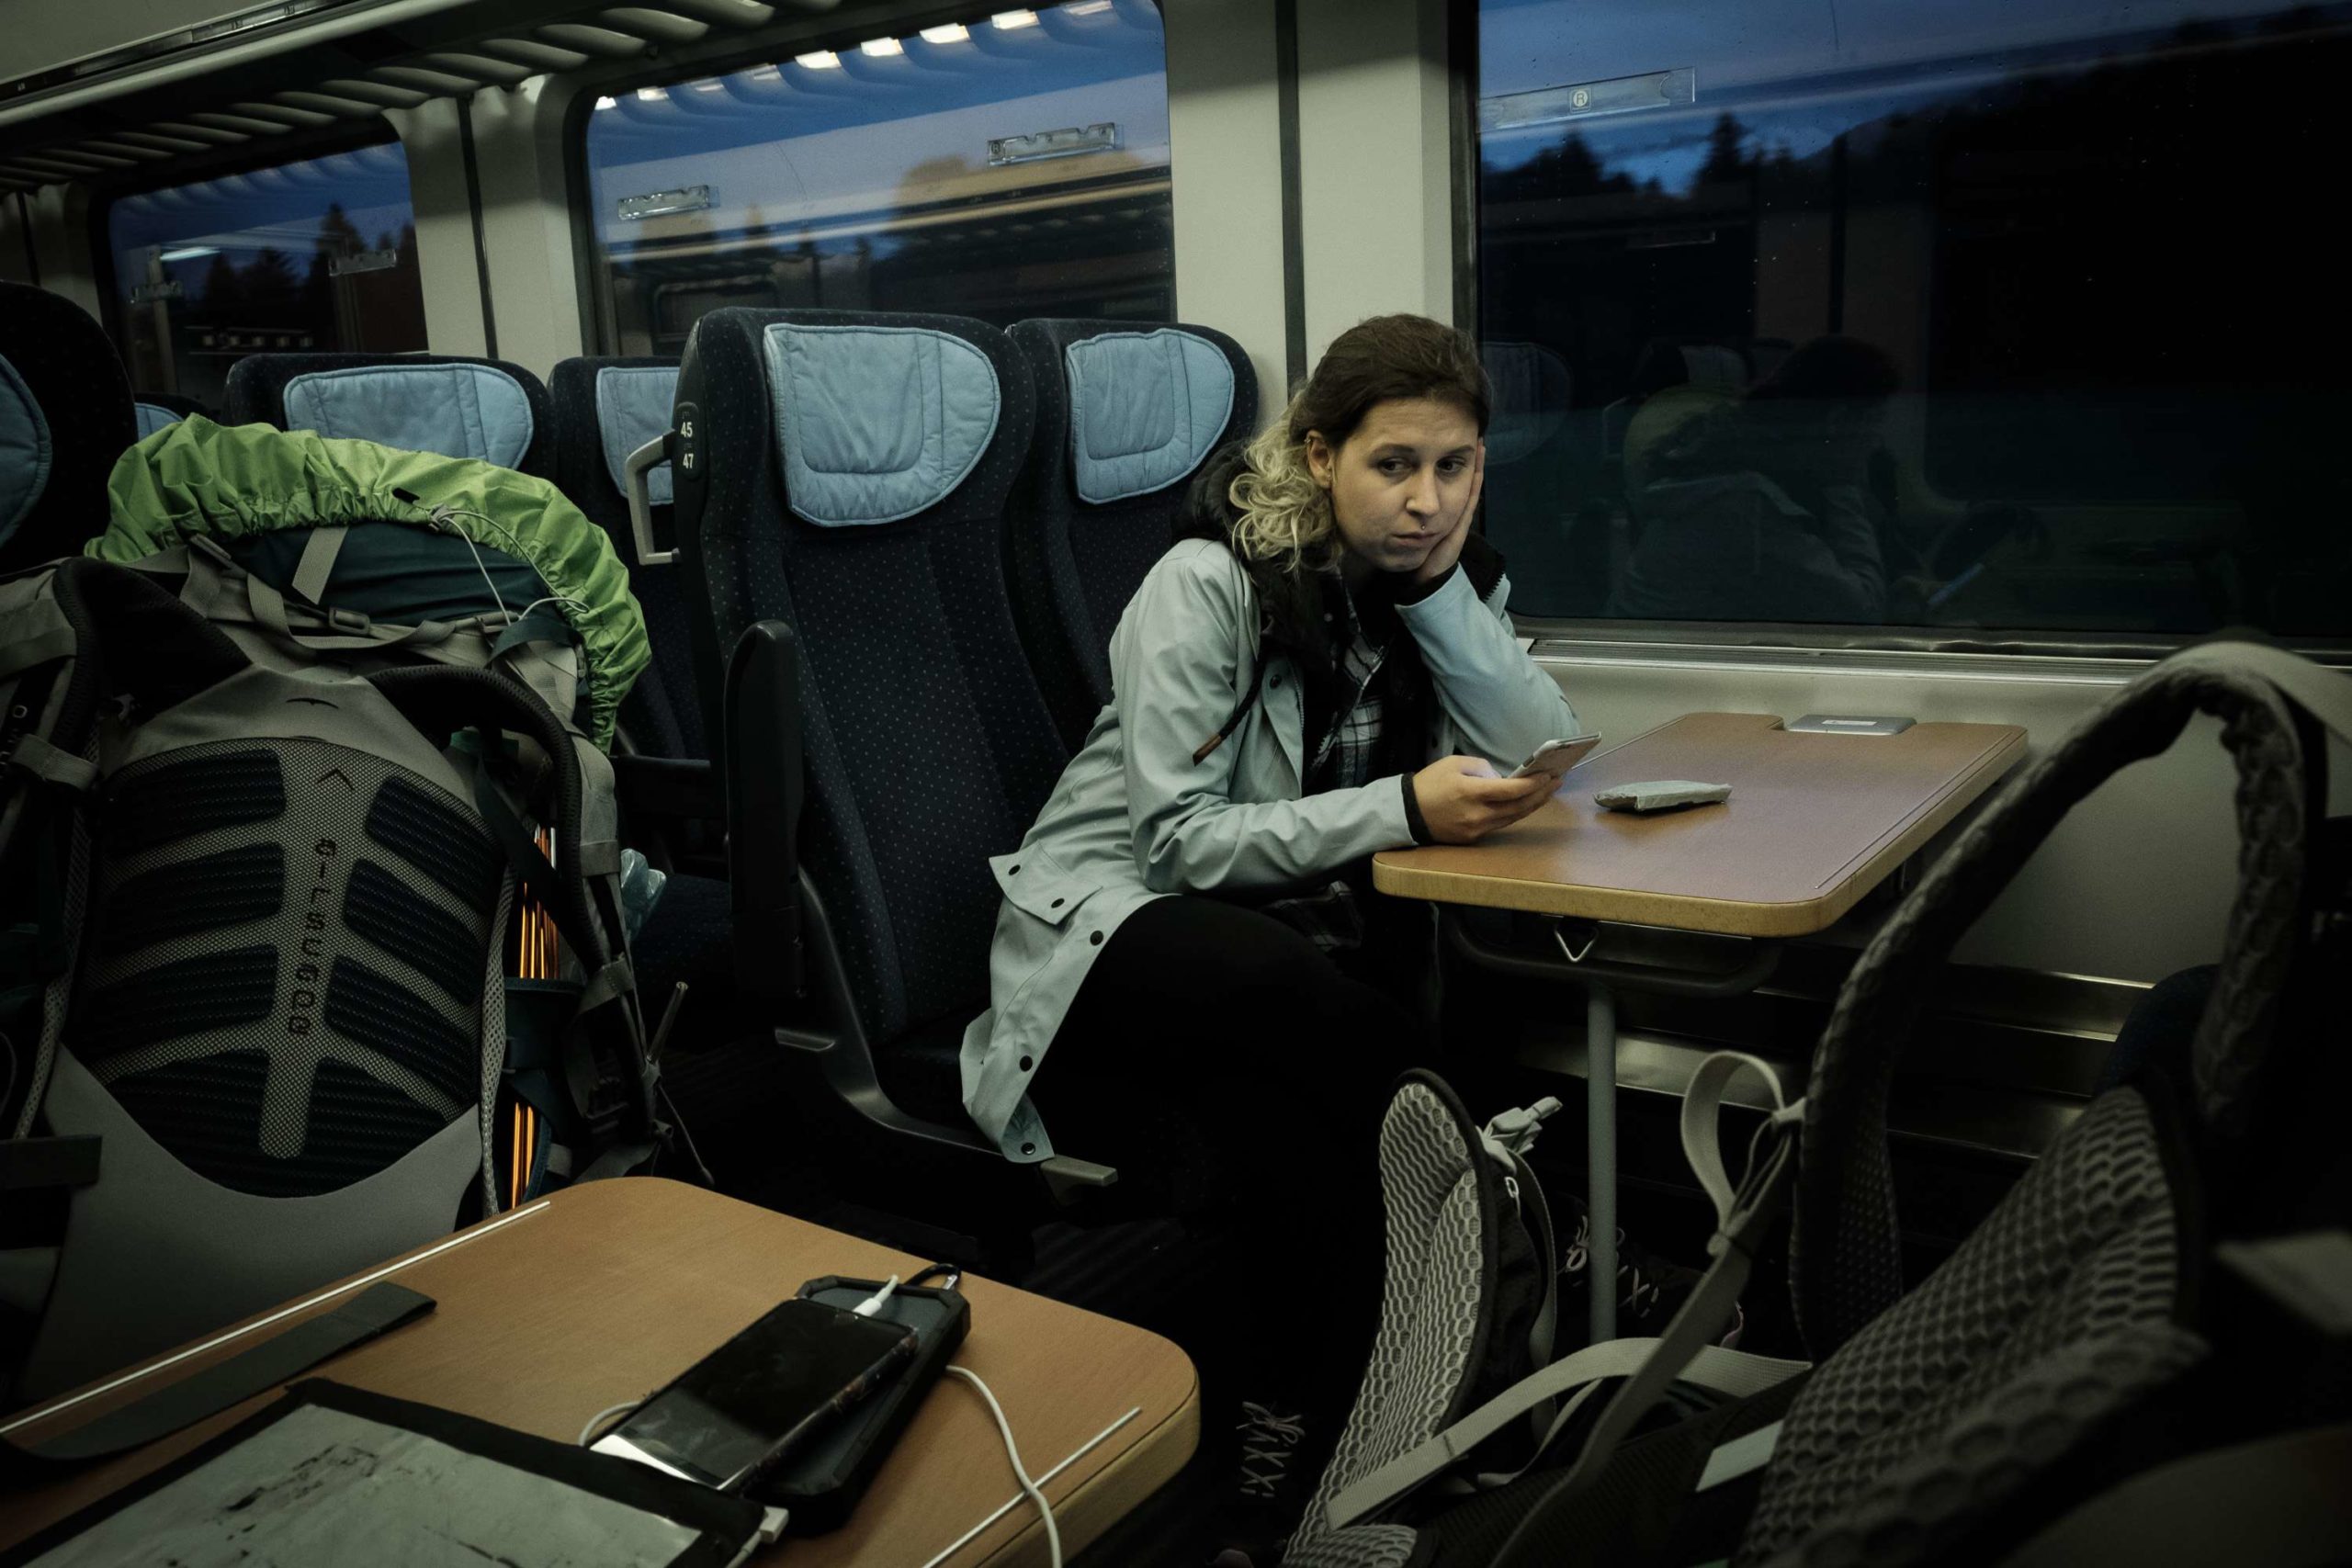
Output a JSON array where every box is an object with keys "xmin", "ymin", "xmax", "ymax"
[
  {"xmin": 609, "ymin": 753, "xmax": 721, "ymax": 825},
  {"xmin": 724, "ymin": 620, "xmax": 804, "ymax": 999}
]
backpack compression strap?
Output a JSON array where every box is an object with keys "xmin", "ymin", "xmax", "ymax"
[{"xmin": 1484, "ymin": 1051, "xmax": 1809, "ymax": 1566}]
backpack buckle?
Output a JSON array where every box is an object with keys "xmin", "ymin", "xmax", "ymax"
[
  {"xmin": 1483, "ymin": 1097, "xmax": 1564, "ymax": 1157},
  {"xmin": 325, "ymin": 606, "xmax": 372, "ymax": 634}
]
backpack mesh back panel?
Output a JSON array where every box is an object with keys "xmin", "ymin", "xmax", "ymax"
[
  {"xmin": 1736, "ymin": 1089, "xmax": 2201, "ymax": 1567},
  {"xmin": 79, "ymin": 741, "xmax": 499, "ymax": 1196}
]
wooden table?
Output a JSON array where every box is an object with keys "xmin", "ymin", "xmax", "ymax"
[
  {"xmin": 1374, "ymin": 712, "xmax": 2027, "ymax": 1337},
  {"xmin": 0, "ymin": 1179, "xmax": 1199, "ymax": 1566}
]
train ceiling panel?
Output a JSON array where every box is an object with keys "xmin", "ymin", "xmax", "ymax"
[{"xmin": 0, "ymin": 0, "xmax": 846, "ymax": 191}]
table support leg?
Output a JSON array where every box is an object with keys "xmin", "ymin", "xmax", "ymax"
[{"xmin": 1587, "ymin": 979, "xmax": 1617, "ymax": 1343}]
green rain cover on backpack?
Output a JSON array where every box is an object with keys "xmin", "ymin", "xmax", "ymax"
[{"xmin": 88, "ymin": 415, "xmax": 649, "ymax": 750}]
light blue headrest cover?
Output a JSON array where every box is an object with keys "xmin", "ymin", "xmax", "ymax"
[
  {"xmin": 595, "ymin": 366, "xmax": 678, "ymax": 507},
  {"xmin": 282, "ymin": 362, "xmax": 535, "ymax": 469},
  {"xmin": 0, "ymin": 354, "xmax": 53, "ymax": 548},
  {"xmin": 134, "ymin": 402, "xmax": 182, "ymax": 439},
  {"xmin": 763, "ymin": 323, "xmax": 1000, "ymax": 526},
  {"xmin": 1065, "ymin": 329, "xmax": 1234, "ymax": 504}
]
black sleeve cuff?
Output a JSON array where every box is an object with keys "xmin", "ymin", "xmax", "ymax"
[
  {"xmin": 1400, "ymin": 772, "xmax": 1434, "ymax": 845},
  {"xmin": 1393, "ymin": 562, "xmax": 1460, "ymax": 605}
]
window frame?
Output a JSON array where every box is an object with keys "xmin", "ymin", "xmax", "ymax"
[
  {"xmin": 560, "ymin": 0, "xmax": 1173, "ymax": 358},
  {"xmin": 87, "ymin": 120, "xmax": 413, "ymax": 384},
  {"xmin": 1447, "ymin": 0, "xmax": 2352, "ymax": 666}
]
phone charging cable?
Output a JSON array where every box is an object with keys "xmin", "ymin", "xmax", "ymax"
[
  {"xmin": 864, "ymin": 1275, "xmax": 1058, "ymax": 1567},
  {"xmin": 946, "ymin": 1365, "xmax": 1061, "ymax": 1568}
]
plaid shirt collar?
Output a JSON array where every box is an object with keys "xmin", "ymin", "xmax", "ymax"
[
  {"xmin": 1308, "ymin": 580, "xmax": 1390, "ymax": 789},
  {"xmin": 1272, "ymin": 584, "xmax": 1393, "ymax": 953}
]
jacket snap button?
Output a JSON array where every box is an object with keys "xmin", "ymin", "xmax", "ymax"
[
  {"xmin": 1090, "ymin": 931, "xmax": 1104, "ymax": 945},
  {"xmin": 1010, "ymin": 863, "xmax": 1021, "ymax": 874},
  {"xmin": 1051, "ymin": 897, "xmax": 1065, "ymax": 908},
  {"xmin": 1270, "ymin": 675, "xmax": 1283, "ymax": 689},
  {"xmin": 1019, "ymin": 1055, "xmax": 1034, "ymax": 1071},
  {"xmin": 1021, "ymin": 1141, "xmax": 1035, "ymax": 1156}
]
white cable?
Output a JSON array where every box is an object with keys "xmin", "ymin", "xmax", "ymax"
[
  {"xmin": 852, "ymin": 1275, "xmax": 900, "ymax": 1317},
  {"xmin": 428, "ymin": 506, "xmax": 583, "ymax": 629},
  {"xmin": 946, "ymin": 1365, "xmax": 1061, "ymax": 1568},
  {"xmin": 514, "ymin": 592, "xmax": 590, "ymax": 621},
  {"xmin": 578, "ymin": 1398, "xmax": 642, "ymax": 1447},
  {"xmin": 719, "ymin": 1506, "xmax": 792, "ymax": 1568},
  {"xmin": 445, "ymin": 518, "xmax": 514, "ymax": 623}
]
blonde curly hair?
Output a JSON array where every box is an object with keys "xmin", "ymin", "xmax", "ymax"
[{"xmin": 1227, "ymin": 314, "xmax": 1490, "ymax": 574}]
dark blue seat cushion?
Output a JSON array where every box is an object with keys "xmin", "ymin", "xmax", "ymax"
[{"xmin": 0, "ymin": 284, "xmax": 136, "ymax": 571}]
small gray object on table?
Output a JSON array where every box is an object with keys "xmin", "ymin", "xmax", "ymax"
[{"xmin": 1593, "ymin": 780, "xmax": 1732, "ymax": 813}]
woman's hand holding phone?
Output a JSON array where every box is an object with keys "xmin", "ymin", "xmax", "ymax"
[{"xmin": 1412, "ymin": 754, "xmax": 1555, "ymax": 843}]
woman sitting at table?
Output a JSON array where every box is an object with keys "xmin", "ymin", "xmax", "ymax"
[{"xmin": 958, "ymin": 312, "xmax": 1580, "ymax": 1553}]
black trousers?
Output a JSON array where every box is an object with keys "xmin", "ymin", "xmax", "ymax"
[{"xmin": 1034, "ymin": 893, "xmax": 1422, "ymax": 1413}]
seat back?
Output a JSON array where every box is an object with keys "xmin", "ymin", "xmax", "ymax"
[
  {"xmin": 550, "ymin": 355, "xmax": 702, "ymax": 761},
  {"xmin": 132, "ymin": 391, "xmax": 213, "ymax": 439},
  {"xmin": 672, "ymin": 308, "xmax": 1060, "ymax": 1053},
  {"xmin": 0, "ymin": 283, "xmax": 136, "ymax": 571},
  {"xmin": 1007, "ymin": 318, "xmax": 1257, "ymax": 744},
  {"xmin": 223, "ymin": 353, "xmax": 556, "ymax": 480}
]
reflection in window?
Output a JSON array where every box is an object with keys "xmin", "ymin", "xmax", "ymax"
[
  {"xmin": 104, "ymin": 141, "xmax": 425, "ymax": 411},
  {"xmin": 1475, "ymin": 1, "xmax": 2352, "ymax": 637},
  {"xmin": 580, "ymin": 1, "xmax": 1172, "ymax": 355}
]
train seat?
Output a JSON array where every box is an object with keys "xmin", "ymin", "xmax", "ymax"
[
  {"xmin": 1005, "ymin": 318, "xmax": 1257, "ymax": 746},
  {"xmin": 223, "ymin": 353, "xmax": 557, "ymax": 481},
  {"xmin": 548, "ymin": 355, "xmax": 741, "ymax": 1038},
  {"xmin": 0, "ymin": 283, "xmax": 136, "ymax": 573},
  {"xmin": 131, "ymin": 391, "xmax": 211, "ymax": 439},
  {"xmin": 550, "ymin": 356, "xmax": 703, "ymax": 770},
  {"xmin": 671, "ymin": 307, "xmax": 1104, "ymax": 1209}
]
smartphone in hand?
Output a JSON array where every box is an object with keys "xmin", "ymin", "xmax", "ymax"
[
  {"xmin": 1509, "ymin": 734, "xmax": 1602, "ymax": 782},
  {"xmin": 591, "ymin": 1296, "xmax": 919, "ymax": 1494}
]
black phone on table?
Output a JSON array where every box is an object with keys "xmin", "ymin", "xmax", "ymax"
[
  {"xmin": 590, "ymin": 1296, "xmax": 918, "ymax": 1493},
  {"xmin": 768, "ymin": 1273, "xmax": 971, "ymax": 1533},
  {"xmin": 1509, "ymin": 734, "xmax": 1602, "ymax": 781}
]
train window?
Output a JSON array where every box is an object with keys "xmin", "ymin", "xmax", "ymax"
[
  {"xmin": 102, "ymin": 140, "xmax": 425, "ymax": 409},
  {"xmin": 1474, "ymin": 0, "xmax": 2351, "ymax": 638},
  {"xmin": 579, "ymin": 1, "xmax": 1173, "ymax": 355}
]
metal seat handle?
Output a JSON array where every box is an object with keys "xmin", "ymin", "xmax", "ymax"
[{"xmin": 624, "ymin": 435, "xmax": 674, "ymax": 567}]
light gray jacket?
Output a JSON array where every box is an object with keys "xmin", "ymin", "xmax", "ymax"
[{"xmin": 958, "ymin": 537, "xmax": 1579, "ymax": 1161}]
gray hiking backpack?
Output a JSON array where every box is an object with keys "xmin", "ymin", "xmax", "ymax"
[
  {"xmin": 0, "ymin": 547, "xmax": 668, "ymax": 1404},
  {"xmin": 1287, "ymin": 639, "xmax": 2352, "ymax": 1568}
]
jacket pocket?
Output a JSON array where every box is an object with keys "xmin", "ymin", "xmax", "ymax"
[{"xmin": 990, "ymin": 847, "xmax": 1099, "ymax": 929}]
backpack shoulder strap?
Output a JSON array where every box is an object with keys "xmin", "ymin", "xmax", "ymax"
[
  {"xmin": 0, "ymin": 597, "xmax": 73, "ymax": 682},
  {"xmin": 2170, "ymin": 641, "xmax": 2352, "ymax": 745}
]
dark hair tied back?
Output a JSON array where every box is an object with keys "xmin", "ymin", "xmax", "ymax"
[{"xmin": 1289, "ymin": 314, "xmax": 1491, "ymax": 447}]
